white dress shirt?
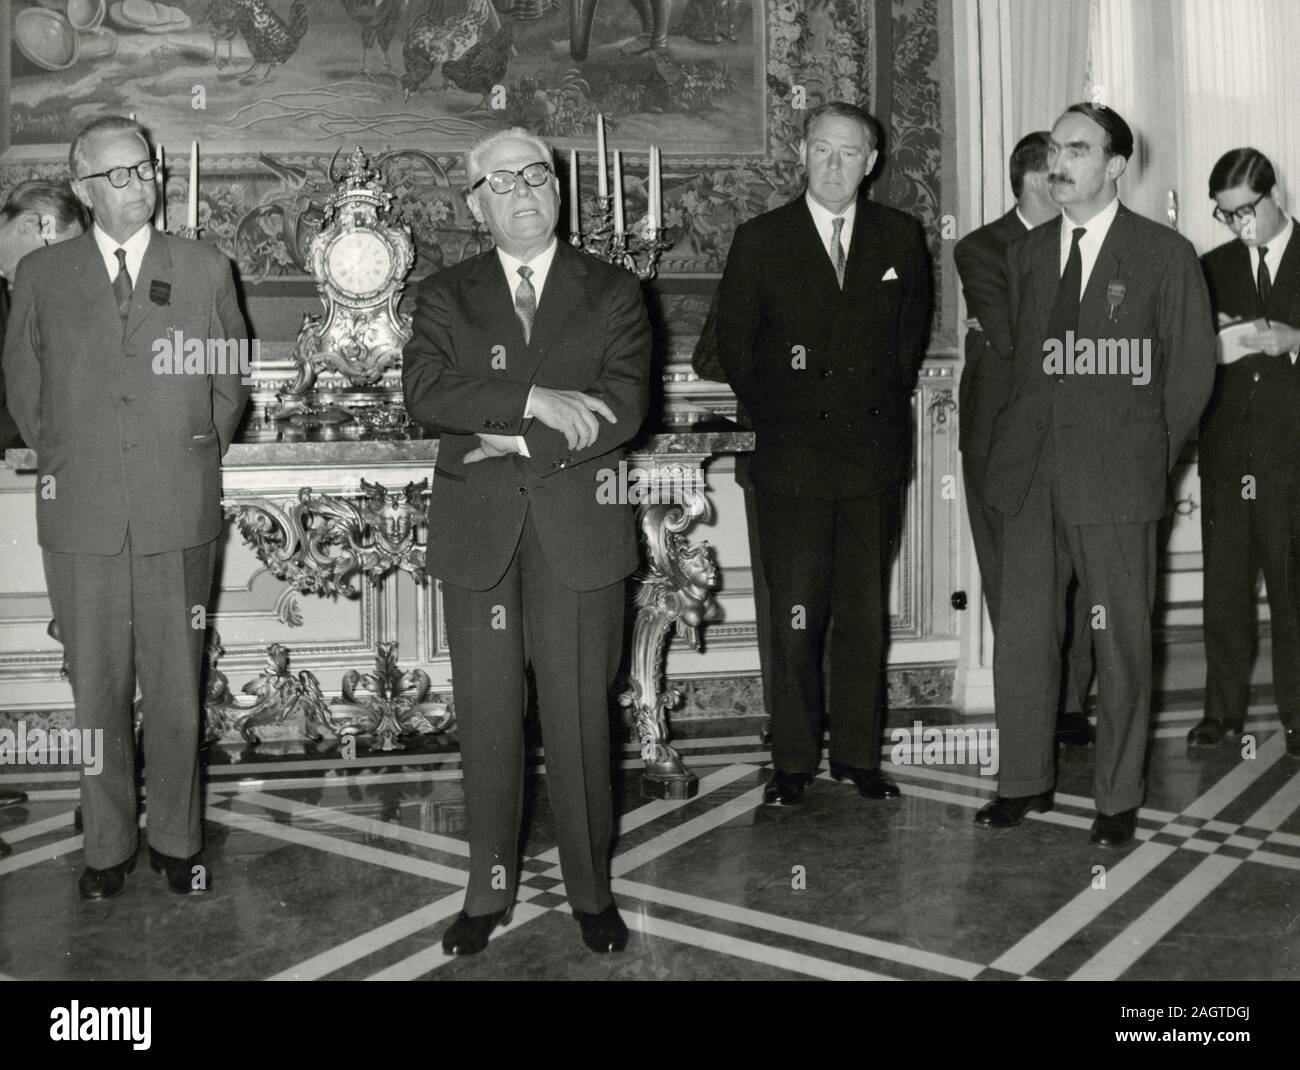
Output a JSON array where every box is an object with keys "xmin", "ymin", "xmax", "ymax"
[
  {"xmin": 805, "ymin": 193, "xmax": 857, "ymax": 266},
  {"xmin": 493, "ymin": 236, "xmax": 560, "ymax": 455},
  {"xmin": 92, "ymin": 221, "xmax": 151, "ymax": 286},
  {"xmin": 1247, "ymin": 216, "xmax": 1299, "ymax": 362},
  {"xmin": 1059, "ymin": 194, "xmax": 1121, "ymax": 299}
]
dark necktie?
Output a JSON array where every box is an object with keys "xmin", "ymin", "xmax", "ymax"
[
  {"xmin": 830, "ymin": 216, "xmax": 846, "ymax": 288},
  {"xmin": 1047, "ymin": 226, "xmax": 1087, "ymax": 342},
  {"xmin": 113, "ymin": 248, "xmax": 132, "ymax": 327},
  {"xmin": 515, "ymin": 265, "xmax": 536, "ymax": 344},
  {"xmin": 1256, "ymin": 245, "xmax": 1272, "ymax": 310}
]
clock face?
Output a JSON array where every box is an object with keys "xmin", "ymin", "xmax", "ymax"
[{"xmin": 326, "ymin": 230, "xmax": 393, "ymax": 297}]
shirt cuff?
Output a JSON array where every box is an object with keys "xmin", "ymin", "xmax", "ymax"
[
  {"xmin": 524, "ymin": 385, "xmax": 535, "ymax": 419},
  {"xmin": 515, "ymin": 434, "xmax": 530, "ymax": 457}
]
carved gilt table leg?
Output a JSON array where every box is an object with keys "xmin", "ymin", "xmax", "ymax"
[{"xmin": 619, "ymin": 462, "xmax": 722, "ymax": 799}]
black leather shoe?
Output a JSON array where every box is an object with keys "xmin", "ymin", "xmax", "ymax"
[
  {"xmin": 1090, "ymin": 808, "xmax": 1138, "ymax": 848},
  {"xmin": 1056, "ymin": 711, "xmax": 1095, "ymax": 747},
  {"xmin": 575, "ymin": 903, "xmax": 629, "ymax": 953},
  {"xmin": 974, "ymin": 791, "xmax": 1054, "ymax": 828},
  {"xmin": 78, "ymin": 856, "xmax": 136, "ymax": 901},
  {"xmin": 829, "ymin": 761, "xmax": 900, "ymax": 799},
  {"xmin": 763, "ymin": 770, "xmax": 810, "ymax": 806},
  {"xmin": 442, "ymin": 908, "xmax": 509, "ymax": 955},
  {"xmin": 1285, "ymin": 728, "xmax": 1300, "ymax": 759},
  {"xmin": 1187, "ymin": 718, "xmax": 1243, "ymax": 748},
  {"xmin": 0, "ymin": 837, "xmax": 11, "ymax": 860},
  {"xmin": 0, "ymin": 789, "xmax": 27, "ymax": 808},
  {"xmin": 148, "ymin": 847, "xmax": 212, "ymax": 895}
]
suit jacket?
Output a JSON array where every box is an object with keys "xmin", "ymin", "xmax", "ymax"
[
  {"xmin": 953, "ymin": 207, "xmax": 1026, "ymax": 458},
  {"xmin": 0, "ymin": 283, "xmax": 21, "ymax": 452},
  {"xmin": 716, "ymin": 192, "xmax": 932, "ymax": 498},
  {"xmin": 1199, "ymin": 223, "xmax": 1300, "ymax": 486},
  {"xmin": 984, "ymin": 203, "xmax": 1216, "ymax": 523},
  {"xmin": 402, "ymin": 240, "xmax": 651, "ymax": 592},
  {"xmin": 2, "ymin": 229, "xmax": 250, "ymax": 555}
]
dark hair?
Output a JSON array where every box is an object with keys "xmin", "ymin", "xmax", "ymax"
[
  {"xmin": 803, "ymin": 101, "xmax": 881, "ymax": 151},
  {"xmin": 1009, "ymin": 131, "xmax": 1051, "ymax": 198},
  {"xmin": 1208, "ymin": 147, "xmax": 1276, "ymax": 198},
  {"xmin": 1060, "ymin": 102, "xmax": 1134, "ymax": 160},
  {"xmin": 68, "ymin": 116, "xmax": 152, "ymax": 178},
  {"xmin": 0, "ymin": 179, "xmax": 90, "ymax": 231}
]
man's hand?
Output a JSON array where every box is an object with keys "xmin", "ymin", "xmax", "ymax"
[
  {"xmin": 1238, "ymin": 322, "xmax": 1300, "ymax": 356},
  {"xmin": 463, "ymin": 433, "xmax": 521, "ymax": 464},
  {"xmin": 528, "ymin": 386, "xmax": 617, "ymax": 451}
]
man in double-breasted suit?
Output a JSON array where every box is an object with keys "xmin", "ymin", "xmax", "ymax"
[
  {"xmin": 1193, "ymin": 147, "xmax": 1300, "ymax": 759},
  {"xmin": 403, "ymin": 128, "xmax": 650, "ymax": 955},
  {"xmin": 954, "ymin": 131, "xmax": 1094, "ymax": 744},
  {"xmin": 979, "ymin": 104, "xmax": 1216, "ymax": 846},
  {"xmin": 717, "ymin": 101, "xmax": 932, "ymax": 806},
  {"xmin": 3, "ymin": 117, "xmax": 250, "ymax": 897}
]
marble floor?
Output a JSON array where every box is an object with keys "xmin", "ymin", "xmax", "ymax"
[{"xmin": 0, "ymin": 701, "xmax": 1296, "ymax": 982}]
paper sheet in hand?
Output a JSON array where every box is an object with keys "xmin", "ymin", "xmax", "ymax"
[{"xmin": 1216, "ymin": 318, "xmax": 1270, "ymax": 364}]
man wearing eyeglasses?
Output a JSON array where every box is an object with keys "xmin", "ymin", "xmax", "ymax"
[
  {"xmin": 402, "ymin": 127, "xmax": 650, "ymax": 956},
  {"xmin": 2, "ymin": 116, "xmax": 250, "ymax": 899},
  {"xmin": 1193, "ymin": 148, "xmax": 1300, "ymax": 759}
]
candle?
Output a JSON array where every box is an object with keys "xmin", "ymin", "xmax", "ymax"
[
  {"xmin": 612, "ymin": 150, "xmax": 624, "ymax": 235},
  {"xmin": 153, "ymin": 145, "xmax": 165, "ymax": 230},
  {"xmin": 569, "ymin": 149, "xmax": 579, "ymax": 237},
  {"xmin": 650, "ymin": 146, "xmax": 661, "ymax": 232},
  {"xmin": 596, "ymin": 114, "xmax": 608, "ymax": 199},
  {"xmin": 188, "ymin": 140, "xmax": 199, "ymax": 232}
]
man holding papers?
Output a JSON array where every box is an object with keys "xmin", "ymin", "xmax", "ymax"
[{"xmin": 1195, "ymin": 148, "xmax": 1300, "ymax": 758}]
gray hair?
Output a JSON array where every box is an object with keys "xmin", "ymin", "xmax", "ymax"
[
  {"xmin": 0, "ymin": 179, "xmax": 90, "ymax": 231},
  {"xmin": 69, "ymin": 116, "xmax": 152, "ymax": 178},
  {"xmin": 465, "ymin": 126, "xmax": 555, "ymax": 186}
]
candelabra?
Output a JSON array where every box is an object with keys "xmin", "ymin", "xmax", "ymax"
[{"xmin": 571, "ymin": 195, "xmax": 670, "ymax": 280}]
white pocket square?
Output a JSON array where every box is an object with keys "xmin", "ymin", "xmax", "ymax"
[{"xmin": 882, "ymin": 267, "xmax": 899, "ymax": 281}]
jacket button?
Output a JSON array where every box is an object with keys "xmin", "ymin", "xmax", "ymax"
[
  {"xmin": 820, "ymin": 369, "xmax": 831, "ymax": 378},
  {"xmin": 819, "ymin": 410, "xmax": 830, "ymax": 420},
  {"xmin": 870, "ymin": 407, "xmax": 879, "ymax": 416},
  {"xmin": 1252, "ymin": 371, "xmax": 1261, "ymax": 383},
  {"xmin": 120, "ymin": 394, "xmax": 132, "ymax": 404},
  {"xmin": 517, "ymin": 486, "xmax": 528, "ymax": 495}
]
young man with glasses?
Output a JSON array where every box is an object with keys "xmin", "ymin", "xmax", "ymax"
[
  {"xmin": 1193, "ymin": 148, "xmax": 1300, "ymax": 759},
  {"xmin": 402, "ymin": 127, "xmax": 651, "ymax": 956},
  {"xmin": 2, "ymin": 116, "xmax": 250, "ymax": 898}
]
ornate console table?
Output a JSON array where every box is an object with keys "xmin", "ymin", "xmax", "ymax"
[{"xmin": 220, "ymin": 416, "xmax": 752, "ymax": 799}]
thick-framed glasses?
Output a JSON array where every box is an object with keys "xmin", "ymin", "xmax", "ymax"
[
  {"xmin": 471, "ymin": 162, "xmax": 552, "ymax": 195},
  {"xmin": 78, "ymin": 159, "xmax": 158, "ymax": 189},
  {"xmin": 1212, "ymin": 191, "xmax": 1267, "ymax": 225}
]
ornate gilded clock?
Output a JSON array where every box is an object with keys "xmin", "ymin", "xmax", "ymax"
[{"xmin": 275, "ymin": 147, "xmax": 414, "ymax": 418}]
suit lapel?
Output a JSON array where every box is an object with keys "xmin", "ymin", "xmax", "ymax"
[
  {"xmin": 793, "ymin": 199, "xmax": 840, "ymax": 314},
  {"xmin": 1080, "ymin": 204, "xmax": 1137, "ymax": 332},
  {"xmin": 526, "ymin": 241, "xmax": 588, "ymax": 374},
  {"xmin": 1266, "ymin": 217, "xmax": 1300, "ymax": 320},
  {"xmin": 1032, "ymin": 219, "xmax": 1061, "ymax": 340},
  {"xmin": 124, "ymin": 230, "xmax": 172, "ymax": 343},
  {"xmin": 69, "ymin": 231, "xmax": 125, "ymax": 338}
]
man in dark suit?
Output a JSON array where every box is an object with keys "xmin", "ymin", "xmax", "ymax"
[
  {"xmin": 1193, "ymin": 148, "xmax": 1300, "ymax": 759},
  {"xmin": 716, "ymin": 101, "xmax": 932, "ymax": 806},
  {"xmin": 3, "ymin": 117, "xmax": 250, "ymax": 897},
  {"xmin": 954, "ymin": 132, "xmax": 1094, "ymax": 744},
  {"xmin": 978, "ymin": 104, "xmax": 1216, "ymax": 847},
  {"xmin": 402, "ymin": 127, "xmax": 650, "ymax": 955},
  {"xmin": 0, "ymin": 179, "xmax": 89, "ymax": 834}
]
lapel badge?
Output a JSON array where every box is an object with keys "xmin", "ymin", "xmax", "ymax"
[
  {"xmin": 1106, "ymin": 278, "xmax": 1126, "ymax": 322},
  {"xmin": 149, "ymin": 280, "xmax": 171, "ymax": 306}
]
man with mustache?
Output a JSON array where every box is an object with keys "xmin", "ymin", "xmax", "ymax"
[{"xmin": 978, "ymin": 103, "xmax": 1216, "ymax": 847}]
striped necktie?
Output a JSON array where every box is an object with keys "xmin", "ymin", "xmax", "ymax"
[
  {"xmin": 515, "ymin": 265, "xmax": 536, "ymax": 344},
  {"xmin": 831, "ymin": 216, "xmax": 846, "ymax": 288},
  {"xmin": 113, "ymin": 248, "xmax": 132, "ymax": 328}
]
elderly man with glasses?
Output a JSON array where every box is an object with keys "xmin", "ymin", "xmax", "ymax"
[
  {"xmin": 402, "ymin": 126, "xmax": 651, "ymax": 956},
  {"xmin": 2, "ymin": 116, "xmax": 250, "ymax": 898},
  {"xmin": 1193, "ymin": 148, "xmax": 1300, "ymax": 759}
]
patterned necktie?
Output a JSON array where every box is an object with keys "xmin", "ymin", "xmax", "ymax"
[
  {"xmin": 1257, "ymin": 245, "xmax": 1272, "ymax": 310},
  {"xmin": 113, "ymin": 247, "xmax": 132, "ymax": 327},
  {"xmin": 515, "ymin": 265, "xmax": 536, "ymax": 344},
  {"xmin": 830, "ymin": 216, "xmax": 846, "ymax": 288},
  {"xmin": 1047, "ymin": 226, "xmax": 1087, "ymax": 341}
]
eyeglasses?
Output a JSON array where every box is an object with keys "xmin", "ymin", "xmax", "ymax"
[
  {"xmin": 1212, "ymin": 191, "xmax": 1267, "ymax": 225},
  {"xmin": 78, "ymin": 159, "xmax": 158, "ymax": 189},
  {"xmin": 471, "ymin": 162, "xmax": 552, "ymax": 195}
]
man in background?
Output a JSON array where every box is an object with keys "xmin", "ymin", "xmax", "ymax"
[
  {"xmin": 3, "ymin": 116, "xmax": 250, "ymax": 897},
  {"xmin": 954, "ymin": 132, "xmax": 1095, "ymax": 745},
  {"xmin": 717, "ymin": 101, "xmax": 932, "ymax": 807},
  {"xmin": 1194, "ymin": 147, "xmax": 1300, "ymax": 758}
]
